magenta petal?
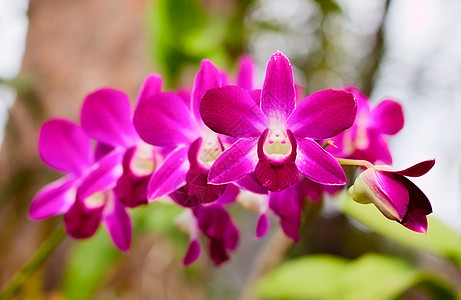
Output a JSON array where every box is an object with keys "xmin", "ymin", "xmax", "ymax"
[
  {"xmin": 261, "ymin": 51, "xmax": 296, "ymax": 124},
  {"xmin": 81, "ymin": 89, "xmax": 137, "ymax": 147},
  {"xmin": 387, "ymin": 159, "xmax": 435, "ymax": 177},
  {"xmin": 177, "ymin": 137, "xmax": 227, "ymax": 205},
  {"xmin": 77, "ymin": 149, "xmax": 124, "ymax": 200},
  {"xmin": 136, "ymin": 74, "xmax": 162, "ymax": 106},
  {"xmin": 39, "ymin": 119, "xmax": 91, "ymax": 176},
  {"xmin": 29, "ymin": 177, "xmax": 76, "ymax": 220},
  {"xmin": 256, "ymin": 214, "xmax": 270, "ymax": 238},
  {"xmin": 191, "ymin": 59, "xmax": 222, "ymax": 121},
  {"xmin": 249, "ymin": 89, "xmax": 262, "ymax": 106},
  {"xmin": 287, "ymin": 89, "xmax": 357, "ymax": 139},
  {"xmin": 194, "ymin": 204, "xmax": 239, "ymax": 265},
  {"xmin": 64, "ymin": 199, "xmax": 104, "ymax": 239},
  {"xmin": 360, "ymin": 131, "xmax": 393, "ymax": 165},
  {"xmin": 115, "ymin": 147, "xmax": 149, "ymax": 208},
  {"xmin": 147, "ymin": 146, "xmax": 189, "ymax": 200},
  {"xmin": 237, "ymin": 55, "xmax": 254, "ymax": 90},
  {"xmin": 133, "ymin": 92, "xmax": 199, "ymax": 147},
  {"xmin": 208, "ymin": 138, "xmax": 259, "ymax": 184},
  {"xmin": 371, "ymin": 100, "xmax": 404, "ymax": 135},
  {"xmin": 236, "ymin": 173, "xmax": 268, "ymax": 194},
  {"xmin": 200, "ymin": 86, "xmax": 268, "ymax": 138},
  {"xmin": 255, "ymin": 157, "xmax": 299, "ymax": 192},
  {"xmin": 183, "ymin": 239, "xmax": 201, "ymax": 265},
  {"xmin": 209, "ymin": 240, "xmax": 229, "ymax": 265},
  {"xmin": 374, "ymin": 172, "xmax": 409, "ymax": 221},
  {"xmin": 296, "ymin": 138, "xmax": 346, "ymax": 185},
  {"xmin": 398, "ymin": 177, "xmax": 432, "ymax": 233},
  {"xmin": 216, "ymin": 184, "xmax": 240, "ymax": 205},
  {"xmin": 269, "ymin": 186, "xmax": 302, "ymax": 241},
  {"xmin": 103, "ymin": 195, "xmax": 132, "ymax": 251}
]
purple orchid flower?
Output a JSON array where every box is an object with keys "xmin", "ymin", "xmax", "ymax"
[
  {"xmin": 80, "ymin": 76, "xmax": 162, "ymax": 208},
  {"xmin": 349, "ymin": 159, "xmax": 435, "ymax": 233},
  {"xmin": 327, "ymin": 86, "xmax": 404, "ymax": 164},
  {"xmin": 29, "ymin": 119, "xmax": 132, "ymax": 251},
  {"xmin": 200, "ymin": 51, "xmax": 357, "ymax": 192},
  {"xmin": 133, "ymin": 57, "xmax": 255, "ymax": 206},
  {"xmin": 179, "ymin": 185, "xmax": 240, "ymax": 265}
]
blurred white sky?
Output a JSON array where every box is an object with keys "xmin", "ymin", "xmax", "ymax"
[
  {"xmin": 374, "ymin": 0, "xmax": 461, "ymax": 231},
  {"xmin": 0, "ymin": 0, "xmax": 460, "ymax": 230}
]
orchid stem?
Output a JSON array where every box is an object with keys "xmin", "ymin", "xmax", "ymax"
[
  {"xmin": 0, "ymin": 225, "xmax": 66, "ymax": 300},
  {"xmin": 336, "ymin": 158, "xmax": 374, "ymax": 169}
]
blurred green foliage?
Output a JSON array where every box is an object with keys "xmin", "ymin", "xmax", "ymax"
[
  {"xmin": 146, "ymin": 0, "xmax": 256, "ymax": 88},
  {"xmin": 61, "ymin": 202, "xmax": 186, "ymax": 300},
  {"xmin": 340, "ymin": 193, "xmax": 461, "ymax": 269},
  {"xmin": 256, "ymin": 253, "xmax": 458, "ymax": 299}
]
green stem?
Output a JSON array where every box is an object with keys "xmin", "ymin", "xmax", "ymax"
[
  {"xmin": 336, "ymin": 158, "xmax": 374, "ymax": 169},
  {"xmin": 0, "ymin": 226, "xmax": 66, "ymax": 300}
]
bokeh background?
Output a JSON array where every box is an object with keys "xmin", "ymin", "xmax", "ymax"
[{"xmin": 1, "ymin": 0, "xmax": 461, "ymax": 299}]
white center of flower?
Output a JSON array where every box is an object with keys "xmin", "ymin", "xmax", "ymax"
[
  {"xmin": 198, "ymin": 137, "xmax": 223, "ymax": 168},
  {"xmin": 263, "ymin": 129, "xmax": 292, "ymax": 160},
  {"xmin": 130, "ymin": 141, "xmax": 158, "ymax": 176},
  {"xmin": 84, "ymin": 191, "xmax": 106, "ymax": 209}
]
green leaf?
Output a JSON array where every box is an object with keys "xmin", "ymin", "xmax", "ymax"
[
  {"xmin": 339, "ymin": 193, "xmax": 461, "ymax": 268},
  {"xmin": 61, "ymin": 229, "xmax": 121, "ymax": 300},
  {"xmin": 332, "ymin": 254, "xmax": 417, "ymax": 300},
  {"xmin": 256, "ymin": 254, "xmax": 459, "ymax": 300},
  {"xmin": 256, "ymin": 255, "xmax": 347, "ymax": 299}
]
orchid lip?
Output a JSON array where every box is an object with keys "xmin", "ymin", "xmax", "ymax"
[{"xmin": 258, "ymin": 128, "xmax": 297, "ymax": 161}]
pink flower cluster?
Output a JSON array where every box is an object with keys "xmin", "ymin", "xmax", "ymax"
[{"xmin": 30, "ymin": 52, "xmax": 434, "ymax": 265}]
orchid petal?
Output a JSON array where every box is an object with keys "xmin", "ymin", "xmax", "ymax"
[
  {"xmin": 194, "ymin": 204, "xmax": 239, "ymax": 265},
  {"xmin": 208, "ymin": 137, "xmax": 259, "ymax": 184},
  {"xmin": 399, "ymin": 177, "xmax": 432, "ymax": 233},
  {"xmin": 116, "ymin": 172, "xmax": 149, "ymax": 208},
  {"xmin": 361, "ymin": 132, "xmax": 393, "ymax": 165},
  {"xmin": 136, "ymin": 74, "xmax": 162, "ymax": 106},
  {"xmin": 133, "ymin": 92, "xmax": 199, "ymax": 147},
  {"xmin": 237, "ymin": 55, "xmax": 254, "ymax": 90},
  {"xmin": 77, "ymin": 149, "xmax": 124, "ymax": 200},
  {"xmin": 256, "ymin": 214, "xmax": 270, "ymax": 238},
  {"xmin": 287, "ymin": 89, "xmax": 356, "ymax": 139},
  {"xmin": 249, "ymin": 89, "xmax": 262, "ymax": 106},
  {"xmin": 29, "ymin": 177, "xmax": 76, "ymax": 220},
  {"xmin": 200, "ymin": 86, "xmax": 268, "ymax": 138},
  {"xmin": 236, "ymin": 173, "xmax": 268, "ymax": 194},
  {"xmin": 183, "ymin": 240, "xmax": 201, "ymax": 265},
  {"xmin": 147, "ymin": 146, "xmax": 189, "ymax": 200},
  {"xmin": 383, "ymin": 159, "xmax": 435, "ymax": 177},
  {"xmin": 269, "ymin": 186, "xmax": 302, "ymax": 241},
  {"xmin": 261, "ymin": 51, "xmax": 296, "ymax": 124},
  {"xmin": 39, "ymin": 119, "xmax": 91, "ymax": 176},
  {"xmin": 103, "ymin": 194, "xmax": 132, "ymax": 251},
  {"xmin": 371, "ymin": 100, "xmax": 404, "ymax": 135},
  {"xmin": 209, "ymin": 240, "xmax": 229, "ymax": 266},
  {"xmin": 64, "ymin": 199, "xmax": 104, "ymax": 239},
  {"xmin": 216, "ymin": 184, "xmax": 240, "ymax": 205},
  {"xmin": 350, "ymin": 169, "xmax": 409, "ymax": 221},
  {"xmin": 81, "ymin": 89, "xmax": 137, "ymax": 147},
  {"xmin": 94, "ymin": 143, "xmax": 115, "ymax": 162},
  {"xmin": 191, "ymin": 59, "xmax": 222, "ymax": 122},
  {"xmin": 255, "ymin": 157, "xmax": 299, "ymax": 192},
  {"xmin": 114, "ymin": 147, "xmax": 149, "ymax": 208},
  {"xmin": 296, "ymin": 138, "xmax": 346, "ymax": 185},
  {"xmin": 344, "ymin": 86, "xmax": 370, "ymax": 115}
]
